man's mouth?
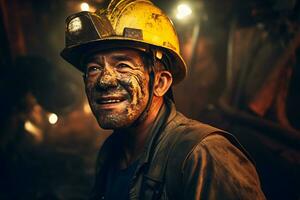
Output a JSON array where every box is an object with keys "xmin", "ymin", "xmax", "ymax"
[{"xmin": 96, "ymin": 96, "xmax": 126, "ymax": 105}]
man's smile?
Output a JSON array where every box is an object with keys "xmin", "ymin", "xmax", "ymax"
[
  {"xmin": 96, "ymin": 95, "xmax": 127, "ymax": 104},
  {"xmin": 94, "ymin": 94, "xmax": 129, "ymax": 109},
  {"xmin": 97, "ymin": 99, "xmax": 122, "ymax": 104}
]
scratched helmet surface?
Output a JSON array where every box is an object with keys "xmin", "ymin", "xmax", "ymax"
[{"xmin": 60, "ymin": 0, "xmax": 187, "ymax": 84}]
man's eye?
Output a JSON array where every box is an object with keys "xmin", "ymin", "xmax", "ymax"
[
  {"xmin": 87, "ymin": 66, "xmax": 101, "ymax": 73},
  {"xmin": 87, "ymin": 66, "xmax": 101, "ymax": 75},
  {"xmin": 116, "ymin": 63, "xmax": 131, "ymax": 70}
]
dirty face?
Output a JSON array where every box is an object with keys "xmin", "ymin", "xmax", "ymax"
[{"xmin": 83, "ymin": 48, "xmax": 150, "ymax": 129}]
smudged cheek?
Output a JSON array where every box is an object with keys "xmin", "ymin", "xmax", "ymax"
[{"xmin": 118, "ymin": 72, "xmax": 149, "ymax": 106}]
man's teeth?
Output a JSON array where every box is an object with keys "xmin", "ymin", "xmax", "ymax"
[{"xmin": 101, "ymin": 99, "xmax": 121, "ymax": 103}]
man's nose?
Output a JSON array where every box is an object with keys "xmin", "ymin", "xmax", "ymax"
[{"xmin": 96, "ymin": 67, "xmax": 118, "ymax": 90}]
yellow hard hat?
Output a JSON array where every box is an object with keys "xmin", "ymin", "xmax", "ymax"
[{"xmin": 60, "ymin": 0, "xmax": 187, "ymax": 84}]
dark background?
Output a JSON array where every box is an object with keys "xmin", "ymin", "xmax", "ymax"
[{"xmin": 0, "ymin": 0, "xmax": 300, "ymax": 199}]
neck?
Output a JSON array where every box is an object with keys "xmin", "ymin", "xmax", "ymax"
[{"xmin": 118, "ymin": 96, "xmax": 164, "ymax": 168}]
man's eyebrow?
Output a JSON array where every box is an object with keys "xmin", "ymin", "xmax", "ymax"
[
  {"xmin": 84, "ymin": 53, "xmax": 141, "ymax": 66},
  {"xmin": 84, "ymin": 55, "xmax": 103, "ymax": 65},
  {"xmin": 110, "ymin": 54, "xmax": 138, "ymax": 64}
]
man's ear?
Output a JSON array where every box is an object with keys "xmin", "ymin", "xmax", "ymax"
[{"xmin": 153, "ymin": 70, "xmax": 173, "ymax": 97}]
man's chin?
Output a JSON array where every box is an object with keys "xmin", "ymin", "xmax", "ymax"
[
  {"xmin": 97, "ymin": 117, "xmax": 132, "ymax": 130},
  {"xmin": 98, "ymin": 123, "xmax": 121, "ymax": 130},
  {"xmin": 93, "ymin": 105, "xmax": 146, "ymax": 129}
]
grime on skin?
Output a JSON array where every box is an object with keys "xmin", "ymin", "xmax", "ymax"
[{"xmin": 83, "ymin": 48, "xmax": 150, "ymax": 129}]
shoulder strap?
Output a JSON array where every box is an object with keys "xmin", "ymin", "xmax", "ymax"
[
  {"xmin": 141, "ymin": 128, "xmax": 181, "ymax": 200},
  {"xmin": 139, "ymin": 102, "xmax": 180, "ymax": 200}
]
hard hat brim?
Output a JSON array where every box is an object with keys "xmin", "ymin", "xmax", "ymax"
[{"xmin": 60, "ymin": 37, "xmax": 187, "ymax": 85}]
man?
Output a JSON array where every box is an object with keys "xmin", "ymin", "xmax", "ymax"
[{"xmin": 61, "ymin": 0, "xmax": 266, "ymax": 199}]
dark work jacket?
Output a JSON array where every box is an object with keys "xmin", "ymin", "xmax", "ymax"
[{"xmin": 89, "ymin": 100, "xmax": 266, "ymax": 200}]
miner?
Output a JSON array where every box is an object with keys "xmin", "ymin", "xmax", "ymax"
[{"xmin": 61, "ymin": 0, "xmax": 266, "ymax": 199}]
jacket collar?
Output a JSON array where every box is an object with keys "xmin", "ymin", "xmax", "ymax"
[{"xmin": 138, "ymin": 98, "xmax": 177, "ymax": 166}]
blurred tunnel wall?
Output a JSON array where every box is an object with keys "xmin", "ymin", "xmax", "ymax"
[{"xmin": 0, "ymin": 0, "xmax": 300, "ymax": 199}]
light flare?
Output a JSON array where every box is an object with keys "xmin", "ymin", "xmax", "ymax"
[
  {"xmin": 176, "ymin": 3, "xmax": 192, "ymax": 20},
  {"xmin": 48, "ymin": 113, "xmax": 58, "ymax": 125},
  {"xmin": 24, "ymin": 120, "xmax": 43, "ymax": 142},
  {"xmin": 80, "ymin": 2, "xmax": 90, "ymax": 11}
]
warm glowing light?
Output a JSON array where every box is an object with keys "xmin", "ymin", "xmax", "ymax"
[
  {"xmin": 176, "ymin": 3, "xmax": 192, "ymax": 20},
  {"xmin": 24, "ymin": 120, "xmax": 43, "ymax": 141},
  {"xmin": 80, "ymin": 2, "xmax": 90, "ymax": 11},
  {"xmin": 48, "ymin": 113, "xmax": 58, "ymax": 124}
]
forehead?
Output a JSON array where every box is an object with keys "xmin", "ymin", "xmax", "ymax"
[{"xmin": 84, "ymin": 48, "xmax": 145, "ymax": 63}]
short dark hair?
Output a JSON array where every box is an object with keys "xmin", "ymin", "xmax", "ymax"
[{"xmin": 139, "ymin": 50, "xmax": 168, "ymax": 73}]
